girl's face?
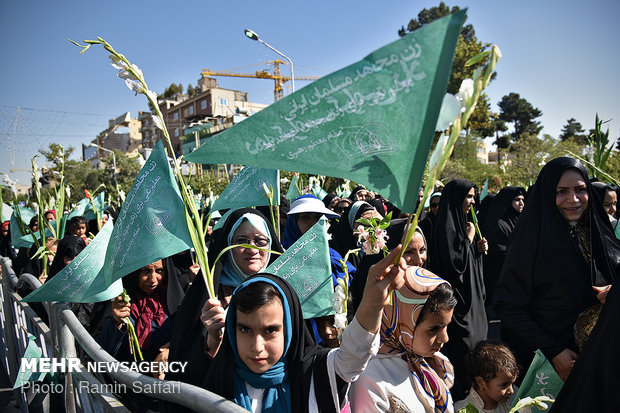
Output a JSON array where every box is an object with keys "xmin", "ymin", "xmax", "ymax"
[
  {"xmin": 411, "ymin": 308, "xmax": 452, "ymax": 357},
  {"xmin": 236, "ymin": 299, "xmax": 285, "ymax": 374},
  {"xmin": 462, "ymin": 187, "xmax": 476, "ymax": 215},
  {"xmin": 137, "ymin": 260, "xmax": 164, "ymax": 294},
  {"xmin": 556, "ymin": 169, "xmax": 588, "ymax": 221},
  {"xmin": 75, "ymin": 223, "xmax": 87, "ymax": 237},
  {"xmin": 403, "ymin": 232, "xmax": 427, "ymax": 267},
  {"xmin": 231, "ymin": 221, "xmax": 270, "ymax": 275},
  {"xmin": 476, "ymin": 370, "xmax": 517, "ymax": 409},
  {"xmin": 315, "ymin": 315, "xmax": 341, "ymax": 348}
]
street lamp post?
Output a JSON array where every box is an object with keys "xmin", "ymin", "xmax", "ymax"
[
  {"xmin": 90, "ymin": 143, "xmax": 119, "ymax": 195},
  {"xmin": 244, "ymin": 28, "xmax": 295, "ymax": 93}
]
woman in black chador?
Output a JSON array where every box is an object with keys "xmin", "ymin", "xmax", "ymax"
[
  {"xmin": 482, "ymin": 186, "xmax": 525, "ymax": 305},
  {"xmin": 494, "ymin": 157, "xmax": 619, "ymax": 383},
  {"xmin": 429, "ymin": 178, "xmax": 488, "ymax": 396}
]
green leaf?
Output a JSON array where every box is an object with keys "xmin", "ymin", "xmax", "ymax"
[
  {"xmin": 356, "ymin": 218, "xmax": 372, "ymax": 226},
  {"xmin": 31, "ymin": 245, "xmax": 48, "ymax": 260},
  {"xmin": 465, "ymin": 50, "xmax": 492, "ymax": 67}
]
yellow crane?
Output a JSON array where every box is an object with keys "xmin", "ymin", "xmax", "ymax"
[{"xmin": 201, "ymin": 60, "xmax": 319, "ymax": 101}]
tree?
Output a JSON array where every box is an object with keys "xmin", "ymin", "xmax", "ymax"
[
  {"xmin": 497, "ymin": 92, "xmax": 543, "ymax": 145},
  {"xmin": 559, "ymin": 118, "xmax": 586, "ymax": 144},
  {"xmin": 398, "ymin": 2, "xmax": 498, "ymax": 137}
]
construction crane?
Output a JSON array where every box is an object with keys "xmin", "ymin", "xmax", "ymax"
[{"xmin": 201, "ymin": 60, "xmax": 319, "ymax": 102}]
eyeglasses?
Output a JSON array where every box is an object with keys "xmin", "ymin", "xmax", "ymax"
[{"xmin": 232, "ymin": 237, "xmax": 270, "ymax": 248}]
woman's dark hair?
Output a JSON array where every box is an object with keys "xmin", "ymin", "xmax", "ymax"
[
  {"xmin": 235, "ymin": 281, "xmax": 282, "ymax": 314},
  {"xmin": 465, "ymin": 340, "xmax": 520, "ymax": 389},
  {"xmin": 417, "ymin": 283, "xmax": 457, "ymax": 323}
]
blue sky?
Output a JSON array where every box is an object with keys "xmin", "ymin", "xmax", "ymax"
[{"xmin": 1, "ymin": 0, "xmax": 618, "ymax": 186}]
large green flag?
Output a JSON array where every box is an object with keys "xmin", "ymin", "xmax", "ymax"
[
  {"xmin": 103, "ymin": 140, "xmax": 193, "ymax": 286},
  {"xmin": 186, "ymin": 11, "xmax": 466, "ymax": 213},
  {"xmin": 22, "ymin": 220, "xmax": 123, "ymax": 303},
  {"xmin": 267, "ymin": 218, "xmax": 333, "ymax": 319},
  {"xmin": 211, "ymin": 167, "xmax": 280, "ymax": 212}
]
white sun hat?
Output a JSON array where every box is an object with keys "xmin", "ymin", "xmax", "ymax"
[{"xmin": 288, "ymin": 195, "xmax": 340, "ymax": 219}]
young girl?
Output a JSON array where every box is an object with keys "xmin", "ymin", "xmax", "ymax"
[
  {"xmin": 349, "ymin": 266, "xmax": 458, "ymax": 412},
  {"xmin": 203, "ymin": 247, "xmax": 407, "ymax": 412},
  {"xmin": 455, "ymin": 341, "xmax": 519, "ymax": 413}
]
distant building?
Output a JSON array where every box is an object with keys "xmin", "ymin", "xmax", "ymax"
[
  {"xmin": 83, "ymin": 112, "xmax": 143, "ymax": 169},
  {"xmin": 139, "ymin": 76, "xmax": 267, "ymax": 166}
]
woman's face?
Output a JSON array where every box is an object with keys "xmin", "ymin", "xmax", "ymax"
[
  {"xmin": 555, "ymin": 169, "xmax": 588, "ymax": 221},
  {"xmin": 511, "ymin": 195, "xmax": 525, "ymax": 213},
  {"xmin": 231, "ymin": 221, "xmax": 270, "ymax": 275},
  {"xmin": 462, "ymin": 187, "xmax": 476, "ymax": 215},
  {"xmin": 236, "ymin": 299, "xmax": 285, "ymax": 374},
  {"xmin": 354, "ymin": 190, "xmax": 373, "ymax": 202},
  {"xmin": 411, "ymin": 308, "xmax": 452, "ymax": 357},
  {"xmin": 403, "ymin": 232, "xmax": 427, "ymax": 267},
  {"xmin": 334, "ymin": 199, "xmax": 352, "ymax": 215},
  {"xmin": 137, "ymin": 260, "xmax": 164, "ymax": 294},
  {"xmin": 296, "ymin": 212, "xmax": 322, "ymax": 235},
  {"xmin": 603, "ymin": 190, "xmax": 617, "ymax": 216}
]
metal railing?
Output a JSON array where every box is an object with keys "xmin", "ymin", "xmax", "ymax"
[{"xmin": 0, "ymin": 257, "xmax": 245, "ymax": 413}]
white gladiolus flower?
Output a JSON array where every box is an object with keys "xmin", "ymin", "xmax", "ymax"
[
  {"xmin": 435, "ymin": 93, "xmax": 461, "ymax": 132},
  {"xmin": 145, "ymin": 89, "xmax": 158, "ymax": 104},
  {"xmin": 428, "ymin": 133, "xmax": 449, "ymax": 172},
  {"xmin": 125, "ymin": 78, "xmax": 144, "ymax": 94},
  {"xmin": 109, "ymin": 54, "xmax": 124, "ymax": 70},
  {"xmin": 65, "ymin": 186, "xmax": 71, "ymax": 199},
  {"xmin": 334, "ymin": 313, "xmax": 347, "ymax": 330},
  {"xmin": 262, "ymin": 182, "xmax": 271, "ymax": 197},
  {"xmin": 152, "ymin": 116, "xmax": 164, "ymax": 131},
  {"xmin": 456, "ymin": 79, "xmax": 474, "ymax": 110}
]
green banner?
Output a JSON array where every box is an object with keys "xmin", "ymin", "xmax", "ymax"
[
  {"xmin": 13, "ymin": 334, "xmax": 47, "ymax": 389},
  {"xmin": 286, "ymin": 173, "xmax": 302, "ymax": 201},
  {"xmin": 185, "ymin": 10, "xmax": 465, "ymax": 213},
  {"xmin": 103, "ymin": 141, "xmax": 193, "ymax": 286},
  {"xmin": 511, "ymin": 350, "xmax": 562, "ymax": 412},
  {"xmin": 267, "ymin": 218, "xmax": 333, "ymax": 319},
  {"xmin": 22, "ymin": 220, "xmax": 123, "ymax": 302},
  {"xmin": 211, "ymin": 167, "xmax": 280, "ymax": 212}
]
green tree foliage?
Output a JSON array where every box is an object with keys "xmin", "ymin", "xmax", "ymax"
[
  {"xmin": 398, "ymin": 2, "xmax": 497, "ymax": 138},
  {"xmin": 559, "ymin": 117, "xmax": 586, "ymax": 144},
  {"xmin": 497, "ymin": 92, "xmax": 543, "ymax": 148},
  {"xmin": 187, "ymin": 83, "xmax": 198, "ymax": 98}
]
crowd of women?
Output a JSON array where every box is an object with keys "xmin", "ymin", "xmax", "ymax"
[{"xmin": 1, "ymin": 156, "xmax": 618, "ymax": 412}]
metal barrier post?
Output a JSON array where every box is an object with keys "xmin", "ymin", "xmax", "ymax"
[{"xmin": 56, "ymin": 303, "xmax": 77, "ymax": 413}]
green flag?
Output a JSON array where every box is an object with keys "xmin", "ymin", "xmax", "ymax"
[
  {"xmin": 211, "ymin": 167, "xmax": 280, "ymax": 212},
  {"xmin": 13, "ymin": 334, "xmax": 47, "ymax": 389},
  {"xmin": 2, "ymin": 203, "xmax": 12, "ymax": 223},
  {"xmin": 185, "ymin": 11, "xmax": 465, "ymax": 213},
  {"xmin": 267, "ymin": 218, "xmax": 333, "ymax": 319},
  {"xmin": 480, "ymin": 177, "xmax": 489, "ymax": 201},
  {"xmin": 511, "ymin": 350, "xmax": 562, "ymax": 412},
  {"xmin": 286, "ymin": 173, "xmax": 302, "ymax": 201},
  {"xmin": 10, "ymin": 206, "xmax": 37, "ymax": 249},
  {"xmin": 68, "ymin": 197, "xmax": 90, "ymax": 219},
  {"xmin": 103, "ymin": 140, "xmax": 193, "ymax": 286},
  {"xmin": 22, "ymin": 220, "xmax": 123, "ymax": 303}
]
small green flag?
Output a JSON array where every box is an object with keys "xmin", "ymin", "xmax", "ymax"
[
  {"xmin": 68, "ymin": 197, "xmax": 90, "ymax": 219},
  {"xmin": 185, "ymin": 11, "xmax": 466, "ymax": 213},
  {"xmin": 2, "ymin": 203, "xmax": 12, "ymax": 223},
  {"xmin": 103, "ymin": 141, "xmax": 193, "ymax": 286},
  {"xmin": 480, "ymin": 177, "xmax": 489, "ymax": 201},
  {"xmin": 267, "ymin": 218, "xmax": 333, "ymax": 319},
  {"xmin": 311, "ymin": 181, "xmax": 328, "ymax": 200},
  {"xmin": 511, "ymin": 350, "xmax": 562, "ymax": 412},
  {"xmin": 22, "ymin": 220, "xmax": 123, "ymax": 303},
  {"xmin": 10, "ymin": 206, "xmax": 37, "ymax": 249},
  {"xmin": 69, "ymin": 191, "xmax": 106, "ymax": 220},
  {"xmin": 13, "ymin": 334, "xmax": 47, "ymax": 389},
  {"xmin": 211, "ymin": 167, "xmax": 280, "ymax": 212},
  {"xmin": 286, "ymin": 173, "xmax": 302, "ymax": 201}
]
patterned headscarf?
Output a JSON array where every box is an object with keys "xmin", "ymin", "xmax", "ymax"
[{"xmin": 379, "ymin": 266, "xmax": 454, "ymax": 413}]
